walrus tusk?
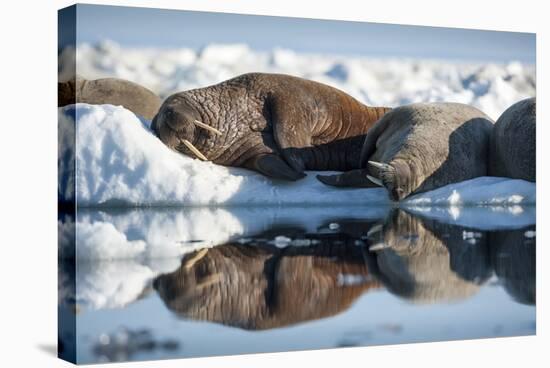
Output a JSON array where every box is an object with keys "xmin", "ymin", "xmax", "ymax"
[
  {"xmin": 366, "ymin": 175, "xmax": 383, "ymax": 187},
  {"xmin": 369, "ymin": 243, "xmax": 390, "ymax": 252},
  {"xmin": 368, "ymin": 161, "xmax": 394, "ymax": 171},
  {"xmin": 184, "ymin": 248, "xmax": 209, "ymax": 270},
  {"xmin": 367, "ymin": 224, "xmax": 384, "ymax": 237},
  {"xmin": 193, "ymin": 120, "xmax": 223, "ymax": 136},
  {"xmin": 182, "ymin": 139, "xmax": 209, "ymax": 161},
  {"xmin": 196, "ymin": 272, "xmax": 222, "ymax": 289}
]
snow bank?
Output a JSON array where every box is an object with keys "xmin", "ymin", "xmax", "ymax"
[
  {"xmin": 61, "ymin": 103, "xmax": 389, "ymax": 206},
  {"xmin": 65, "ymin": 41, "xmax": 535, "ymax": 120},
  {"xmin": 59, "ymin": 104, "xmax": 535, "ymax": 208},
  {"xmin": 405, "ymin": 177, "xmax": 535, "ymax": 207}
]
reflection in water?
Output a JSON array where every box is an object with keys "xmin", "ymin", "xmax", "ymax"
[
  {"xmin": 365, "ymin": 210, "xmax": 493, "ymax": 303},
  {"xmin": 152, "ymin": 209, "xmax": 535, "ymax": 331},
  {"xmin": 153, "ymin": 230, "xmax": 381, "ymax": 330},
  {"xmin": 61, "ymin": 207, "xmax": 536, "ymax": 363},
  {"xmin": 92, "ymin": 328, "xmax": 180, "ymax": 363},
  {"xmin": 490, "ymin": 227, "xmax": 536, "ymax": 305}
]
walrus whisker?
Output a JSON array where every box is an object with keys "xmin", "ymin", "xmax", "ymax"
[
  {"xmin": 181, "ymin": 139, "xmax": 209, "ymax": 161},
  {"xmin": 193, "ymin": 120, "xmax": 223, "ymax": 136},
  {"xmin": 366, "ymin": 175, "xmax": 383, "ymax": 187}
]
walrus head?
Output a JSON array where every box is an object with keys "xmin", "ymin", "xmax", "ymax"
[
  {"xmin": 151, "ymin": 97, "xmax": 222, "ymax": 161},
  {"xmin": 367, "ymin": 160, "xmax": 412, "ymax": 201}
]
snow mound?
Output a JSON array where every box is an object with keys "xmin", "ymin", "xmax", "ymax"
[
  {"xmin": 60, "ymin": 103, "xmax": 389, "ymax": 207},
  {"xmin": 67, "ymin": 42, "xmax": 536, "ymax": 121},
  {"xmin": 59, "ymin": 104, "xmax": 535, "ymax": 208},
  {"xmin": 405, "ymin": 177, "xmax": 535, "ymax": 206}
]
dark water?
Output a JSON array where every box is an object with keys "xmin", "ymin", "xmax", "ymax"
[{"xmin": 58, "ymin": 206, "xmax": 535, "ymax": 364}]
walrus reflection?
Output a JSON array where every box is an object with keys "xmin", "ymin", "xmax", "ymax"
[
  {"xmin": 153, "ymin": 238, "xmax": 380, "ymax": 330},
  {"xmin": 365, "ymin": 210, "xmax": 493, "ymax": 303},
  {"xmin": 489, "ymin": 226, "xmax": 536, "ymax": 305}
]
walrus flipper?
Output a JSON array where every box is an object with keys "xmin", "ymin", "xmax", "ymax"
[
  {"xmin": 316, "ymin": 169, "xmax": 378, "ymax": 188},
  {"xmin": 247, "ymin": 154, "xmax": 307, "ymax": 181}
]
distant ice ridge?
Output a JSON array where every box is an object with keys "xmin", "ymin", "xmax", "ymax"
[
  {"xmin": 60, "ymin": 41, "xmax": 535, "ymax": 120},
  {"xmin": 59, "ymin": 104, "xmax": 535, "ymax": 208}
]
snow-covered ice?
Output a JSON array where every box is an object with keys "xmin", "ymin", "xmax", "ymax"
[
  {"xmin": 58, "ymin": 42, "xmax": 535, "ymax": 207},
  {"xmin": 59, "ymin": 104, "xmax": 535, "ymax": 207}
]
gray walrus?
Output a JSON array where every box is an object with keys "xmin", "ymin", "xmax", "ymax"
[
  {"xmin": 317, "ymin": 103, "xmax": 494, "ymax": 200},
  {"xmin": 151, "ymin": 72, "xmax": 391, "ymax": 180},
  {"xmin": 489, "ymin": 97, "xmax": 536, "ymax": 182},
  {"xmin": 58, "ymin": 76, "xmax": 162, "ymax": 120},
  {"xmin": 365, "ymin": 210, "xmax": 492, "ymax": 303}
]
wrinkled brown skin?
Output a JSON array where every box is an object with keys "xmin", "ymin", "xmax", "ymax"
[
  {"xmin": 58, "ymin": 76, "xmax": 162, "ymax": 120},
  {"xmin": 318, "ymin": 103, "xmax": 494, "ymax": 200},
  {"xmin": 153, "ymin": 239, "xmax": 380, "ymax": 330},
  {"xmin": 366, "ymin": 210, "xmax": 493, "ymax": 303},
  {"xmin": 489, "ymin": 97, "xmax": 536, "ymax": 182},
  {"xmin": 151, "ymin": 73, "xmax": 391, "ymax": 180}
]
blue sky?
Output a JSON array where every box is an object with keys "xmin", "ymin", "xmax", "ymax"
[{"xmin": 60, "ymin": 4, "xmax": 535, "ymax": 64}]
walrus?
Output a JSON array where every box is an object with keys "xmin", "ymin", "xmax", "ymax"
[
  {"xmin": 151, "ymin": 73, "xmax": 391, "ymax": 180},
  {"xmin": 317, "ymin": 103, "xmax": 494, "ymax": 200},
  {"xmin": 153, "ymin": 231, "xmax": 380, "ymax": 330},
  {"xmin": 489, "ymin": 97, "xmax": 536, "ymax": 182},
  {"xmin": 489, "ymin": 226, "xmax": 536, "ymax": 305},
  {"xmin": 58, "ymin": 75, "xmax": 162, "ymax": 120},
  {"xmin": 365, "ymin": 210, "xmax": 492, "ymax": 303}
]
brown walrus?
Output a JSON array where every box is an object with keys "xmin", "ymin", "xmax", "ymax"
[
  {"xmin": 489, "ymin": 97, "xmax": 536, "ymax": 182},
  {"xmin": 153, "ymin": 234, "xmax": 380, "ymax": 330},
  {"xmin": 317, "ymin": 103, "xmax": 494, "ymax": 200},
  {"xmin": 151, "ymin": 73, "xmax": 391, "ymax": 180},
  {"xmin": 58, "ymin": 76, "xmax": 162, "ymax": 120}
]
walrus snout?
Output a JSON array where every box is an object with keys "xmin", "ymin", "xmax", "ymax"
[
  {"xmin": 368, "ymin": 160, "xmax": 411, "ymax": 201},
  {"xmin": 154, "ymin": 102, "xmax": 198, "ymax": 149}
]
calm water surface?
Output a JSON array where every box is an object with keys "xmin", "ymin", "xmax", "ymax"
[{"xmin": 58, "ymin": 206, "xmax": 536, "ymax": 364}]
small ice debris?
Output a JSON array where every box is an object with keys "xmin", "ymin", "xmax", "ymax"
[
  {"xmin": 524, "ymin": 230, "xmax": 536, "ymax": 238},
  {"xmin": 448, "ymin": 206, "xmax": 461, "ymax": 220},
  {"xmin": 448, "ymin": 190, "xmax": 461, "ymax": 206},
  {"xmin": 329, "ymin": 223, "xmax": 340, "ymax": 230},
  {"xmin": 237, "ymin": 238, "xmax": 253, "ymax": 244},
  {"xmin": 272, "ymin": 235, "xmax": 292, "ymax": 248},
  {"xmin": 291, "ymin": 238, "xmax": 312, "ymax": 247},
  {"xmin": 462, "ymin": 231, "xmax": 482, "ymax": 240},
  {"xmin": 354, "ymin": 240, "xmax": 366, "ymax": 247},
  {"xmin": 509, "ymin": 205, "xmax": 524, "ymax": 215},
  {"xmin": 508, "ymin": 195, "xmax": 524, "ymax": 204},
  {"xmin": 99, "ymin": 333, "xmax": 111, "ymax": 345}
]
